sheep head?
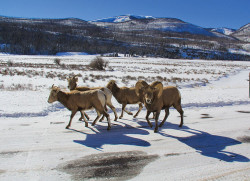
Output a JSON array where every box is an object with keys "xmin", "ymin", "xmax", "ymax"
[
  {"xmin": 48, "ymin": 85, "xmax": 60, "ymax": 103},
  {"xmin": 135, "ymin": 80, "xmax": 149, "ymax": 97},
  {"xmin": 136, "ymin": 81, "xmax": 163, "ymax": 105},
  {"xmin": 106, "ymin": 80, "xmax": 117, "ymax": 91},
  {"xmin": 67, "ymin": 76, "xmax": 78, "ymax": 90}
]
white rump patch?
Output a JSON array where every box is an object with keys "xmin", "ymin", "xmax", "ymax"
[{"xmin": 97, "ymin": 90, "xmax": 106, "ymax": 107}]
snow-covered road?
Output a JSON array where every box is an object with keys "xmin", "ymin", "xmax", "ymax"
[{"xmin": 0, "ymin": 56, "xmax": 249, "ymax": 180}]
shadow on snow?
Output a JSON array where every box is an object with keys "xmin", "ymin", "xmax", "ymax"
[
  {"xmin": 72, "ymin": 121, "xmax": 151, "ymax": 151},
  {"xmin": 71, "ymin": 117, "xmax": 249, "ymax": 163},
  {"xmin": 154, "ymin": 122, "xmax": 250, "ymax": 162}
]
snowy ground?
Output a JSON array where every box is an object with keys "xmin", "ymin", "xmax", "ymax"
[{"xmin": 0, "ymin": 54, "xmax": 249, "ymax": 180}]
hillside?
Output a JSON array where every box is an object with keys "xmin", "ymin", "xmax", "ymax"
[
  {"xmin": 233, "ymin": 23, "xmax": 250, "ymax": 42},
  {"xmin": 92, "ymin": 15, "xmax": 216, "ymax": 36},
  {"xmin": 0, "ymin": 15, "xmax": 249, "ymax": 60}
]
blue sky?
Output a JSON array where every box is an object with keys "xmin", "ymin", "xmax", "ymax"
[{"xmin": 0, "ymin": 0, "xmax": 249, "ymax": 29}]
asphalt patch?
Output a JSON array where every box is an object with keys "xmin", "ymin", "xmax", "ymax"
[
  {"xmin": 0, "ymin": 170, "xmax": 6, "ymax": 175},
  {"xmin": 201, "ymin": 114, "xmax": 213, "ymax": 119},
  {"xmin": 50, "ymin": 122, "xmax": 65, "ymax": 124},
  {"xmin": 20, "ymin": 124, "xmax": 30, "ymax": 126},
  {"xmin": 0, "ymin": 151, "xmax": 22, "ymax": 158},
  {"xmin": 57, "ymin": 151, "xmax": 158, "ymax": 181},
  {"xmin": 165, "ymin": 153, "xmax": 182, "ymax": 157},
  {"xmin": 237, "ymin": 111, "xmax": 250, "ymax": 114},
  {"xmin": 237, "ymin": 136, "xmax": 250, "ymax": 143}
]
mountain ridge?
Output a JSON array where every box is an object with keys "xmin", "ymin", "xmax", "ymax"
[{"xmin": 0, "ymin": 15, "xmax": 249, "ymax": 60}]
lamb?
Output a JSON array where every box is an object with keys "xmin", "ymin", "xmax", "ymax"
[
  {"xmin": 67, "ymin": 76, "xmax": 118, "ymax": 121},
  {"xmin": 106, "ymin": 80, "xmax": 143, "ymax": 119},
  {"xmin": 47, "ymin": 85, "xmax": 111, "ymax": 130},
  {"xmin": 135, "ymin": 80, "xmax": 184, "ymax": 133}
]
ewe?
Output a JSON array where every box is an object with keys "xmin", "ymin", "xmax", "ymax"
[
  {"xmin": 67, "ymin": 76, "xmax": 118, "ymax": 121},
  {"xmin": 48, "ymin": 85, "xmax": 111, "ymax": 130},
  {"xmin": 106, "ymin": 80, "xmax": 144, "ymax": 119}
]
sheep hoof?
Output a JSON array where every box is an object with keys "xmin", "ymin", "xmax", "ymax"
[
  {"xmin": 154, "ymin": 129, "xmax": 158, "ymax": 133},
  {"xmin": 114, "ymin": 117, "xmax": 118, "ymax": 121},
  {"xmin": 85, "ymin": 123, "xmax": 88, "ymax": 127},
  {"xmin": 66, "ymin": 125, "xmax": 70, "ymax": 129},
  {"xmin": 128, "ymin": 112, "xmax": 133, "ymax": 115},
  {"xmin": 107, "ymin": 127, "xmax": 111, "ymax": 131},
  {"xmin": 91, "ymin": 123, "xmax": 95, "ymax": 126},
  {"xmin": 179, "ymin": 124, "xmax": 183, "ymax": 127},
  {"xmin": 119, "ymin": 116, "xmax": 123, "ymax": 119}
]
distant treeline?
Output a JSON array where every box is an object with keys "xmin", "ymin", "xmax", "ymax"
[{"xmin": 0, "ymin": 18, "xmax": 249, "ymax": 60}]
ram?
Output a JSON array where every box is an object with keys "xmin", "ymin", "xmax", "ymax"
[
  {"xmin": 135, "ymin": 80, "xmax": 184, "ymax": 132},
  {"xmin": 106, "ymin": 80, "xmax": 143, "ymax": 119},
  {"xmin": 67, "ymin": 76, "xmax": 118, "ymax": 121},
  {"xmin": 47, "ymin": 85, "xmax": 111, "ymax": 130}
]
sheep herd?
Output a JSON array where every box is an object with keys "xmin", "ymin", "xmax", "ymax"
[{"xmin": 47, "ymin": 76, "xmax": 184, "ymax": 133}]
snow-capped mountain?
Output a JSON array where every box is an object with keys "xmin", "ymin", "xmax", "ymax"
[
  {"xmin": 210, "ymin": 27, "xmax": 236, "ymax": 35},
  {"xmin": 232, "ymin": 23, "xmax": 250, "ymax": 42},
  {"xmin": 0, "ymin": 15, "xmax": 249, "ymax": 60},
  {"xmin": 92, "ymin": 15, "xmax": 155, "ymax": 23},
  {"xmin": 91, "ymin": 15, "xmax": 217, "ymax": 36}
]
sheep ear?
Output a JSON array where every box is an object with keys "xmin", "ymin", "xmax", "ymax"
[
  {"xmin": 56, "ymin": 88, "xmax": 60, "ymax": 93},
  {"xmin": 151, "ymin": 81, "xmax": 163, "ymax": 98},
  {"xmin": 51, "ymin": 84, "xmax": 54, "ymax": 89},
  {"xmin": 135, "ymin": 80, "xmax": 149, "ymax": 96}
]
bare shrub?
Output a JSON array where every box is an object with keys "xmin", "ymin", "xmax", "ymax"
[
  {"xmin": 54, "ymin": 58, "xmax": 61, "ymax": 66},
  {"xmin": 89, "ymin": 57, "xmax": 108, "ymax": 71},
  {"xmin": 7, "ymin": 60, "xmax": 14, "ymax": 67}
]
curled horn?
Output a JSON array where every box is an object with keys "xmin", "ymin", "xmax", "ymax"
[
  {"xmin": 135, "ymin": 80, "xmax": 149, "ymax": 96},
  {"xmin": 150, "ymin": 81, "xmax": 163, "ymax": 98}
]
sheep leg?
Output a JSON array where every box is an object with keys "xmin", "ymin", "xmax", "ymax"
[
  {"xmin": 159, "ymin": 108, "xmax": 170, "ymax": 127},
  {"xmin": 133, "ymin": 103, "xmax": 143, "ymax": 118},
  {"xmin": 99, "ymin": 105, "xmax": 107, "ymax": 122},
  {"xmin": 154, "ymin": 111, "xmax": 160, "ymax": 133},
  {"xmin": 146, "ymin": 111, "xmax": 153, "ymax": 128},
  {"xmin": 103, "ymin": 110, "xmax": 111, "ymax": 130},
  {"xmin": 124, "ymin": 108, "xmax": 133, "ymax": 115},
  {"xmin": 120, "ymin": 103, "xmax": 128, "ymax": 118},
  {"xmin": 66, "ymin": 110, "xmax": 77, "ymax": 129},
  {"xmin": 92, "ymin": 111, "xmax": 101, "ymax": 126},
  {"xmin": 79, "ymin": 110, "xmax": 89, "ymax": 127},
  {"xmin": 107, "ymin": 103, "xmax": 118, "ymax": 121},
  {"xmin": 174, "ymin": 104, "xmax": 184, "ymax": 127},
  {"xmin": 79, "ymin": 111, "xmax": 89, "ymax": 121},
  {"xmin": 84, "ymin": 112, "xmax": 90, "ymax": 120}
]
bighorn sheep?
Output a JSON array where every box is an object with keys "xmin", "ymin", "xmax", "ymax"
[
  {"xmin": 47, "ymin": 85, "xmax": 111, "ymax": 130},
  {"xmin": 67, "ymin": 76, "xmax": 118, "ymax": 121},
  {"xmin": 135, "ymin": 80, "xmax": 184, "ymax": 133},
  {"xmin": 106, "ymin": 80, "xmax": 143, "ymax": 119}
]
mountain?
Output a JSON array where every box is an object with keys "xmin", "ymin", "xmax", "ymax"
[
  {"xmin": 0, "ymin": 15, "xmax": 249, "ymax": 60},
  {"xmin": 232, "ymin": 23, "xmax": 250, "ymax": 42},
  {"xmin": 210, "ymin": 27, "xmax": 236, "ymax": 35},
  {"xmin": 91, "ymin": 15, "xmax": 216, "ymax": 36},
  {"xmin": 92, "ymin": 15, "xmax": 155, "ymax": 23}
]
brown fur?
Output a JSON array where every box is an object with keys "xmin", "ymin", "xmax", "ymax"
[
  {"xmin": 106, "ymin": 80, "xmax": 143, "ymax": 118},
  {"xmin": 48, "ymin": 85, "xmax": 111, "ymax": 130},
  {"xmin": 135, "ymin": 80, "xmax": 183, "ymax": 133},
  {"xmin": 67, "ymin": 76, "xmax": 118, "ymax": 121}
]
